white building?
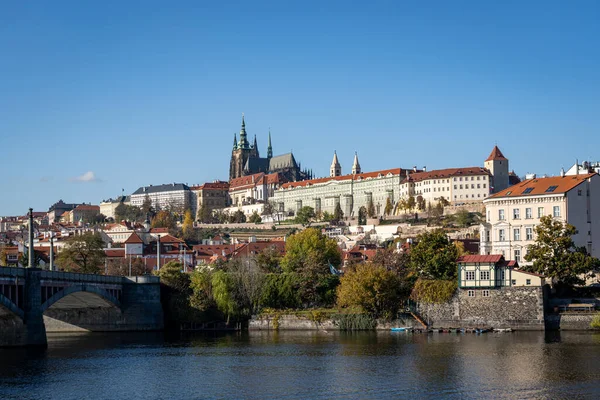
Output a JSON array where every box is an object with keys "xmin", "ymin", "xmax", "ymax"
[
  {"xmin": 564, "ymin": 160, "xmax": 600, "ymax": 176},
  {"xmin": 99, "ymin": 196, "xmax": 130, "ymax": 220},
  {"xmin": 130, "ymin": 183, "xmax": 193, "ymax": 213},
  {"xmin": 480, "ymin": 173, "xmax": 599, "ymax": 265},
  {"xmin": 229, "ymin": 172, "xmax": 282, "ymax": 207}
]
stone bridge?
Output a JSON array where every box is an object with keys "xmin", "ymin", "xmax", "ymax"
[{"xmin": 0, "ymin": 268, "xmax": 163, "ymax": 347}]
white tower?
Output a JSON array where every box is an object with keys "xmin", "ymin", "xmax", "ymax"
[
  {"xmin": 351, "ymin": 152, "xmax": 361, "ymax": 175},
  {"xmin": 484, "ymin": 145, "xmax": 510, "ymax": 193},
  {"xmin": 330, "ymin": 151, "xmax": 342, "ymax": 177}
]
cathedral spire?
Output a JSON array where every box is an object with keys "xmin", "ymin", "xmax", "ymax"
[
  {"xmin": 233, "ymin": 132, "xmax": 238, "ymax": 149},
  {"xmin": 253, "ymin": 134, "xmax": 258, "ymax": 149},
  {"xmin": 267, "ymin": 129, "xmax": 273, "ymax": 159},
  {"xmin": 352, "ymin": 151, "xmax": 361, "ymax": 175},
  {"xmin": 239, "ymin": 113, "xmax": 248, "ymax": 149}
]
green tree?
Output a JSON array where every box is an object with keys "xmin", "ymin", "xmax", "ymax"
[
  {"xmin": 56, "ymin": 232, "xmax": 106, "ymax": 274},
  {"xmin": 416, "ymin": 195, "xmax": 426, "ymax": 211},
  {"xmin": 358, "ymin": 206, "xmax": 367, "ymax": 225},
  {"xmin": 211, "ymin": 270, "xmax": 238, "ymax": 324},
  {"xmin": 295, "ymin": 206, "xmax": 315, "ymax": 226},
  {"xmin": 409, "ymin": 229, "xmax": 458, "ymax": 280},
  {"xmin": 454, "ymin": 208, "xmax": 471, "ymax": 227},
  {"xmin": 229, "ymin": 210, "xmax": 247, "ymax": 223},
  {"xmin": 115, "ymin": 203, "xmax": 144, "ymax": 222},
  {"xmin": 197, "ymin": 205, "xmax": 213, "ymax": 223},
  {"xmin": 249, "ymin": 211, "xmax": 262, "ymax": 224},
  {"xmin": 256, "ymin": 245, "xmax": 283, "ymax": 273},
  {"xmin": 260, "ymin": 273, "xmax": 300, "ymax": 309},
  {"xmin": 333, "ymin": 203, "xmax": 344, "ymax": 221},
  {"xmin": 337, "ymin": 263, "xmax": 408, "ymax": 319},
  {"xmin": 141, "ymin": 194, "xmax": 153, "ymax": 215},
  {"xmin": 384, "ymin": 197, "xmax": 393, "ymax": 216},
  {"xmin": 367, "ymin": 199, "xmax": 376, "ymax": 218},
  {"xmin": 281, "ymin": 228, "xmax": 341, "ymax": 273},
  {"xmin": 524, "ymin": 216, "xmax": 600, "ymax": 287},
  {"xmin": 439, "ymin": 196, "xmax": 450, "ymax": 207},
  {"xmin": 321, "ymin": 211, "xmax": 333, "ymax": 222},
  {"xmin": 189, "ymin": 270, "xmax": 215, "ymax": 312},
  {"xmin": 156, "ymin": 261, "xmax": 193, "ymax": 325}
]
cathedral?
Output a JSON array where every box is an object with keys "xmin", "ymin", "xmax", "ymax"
[{"xmin": 229, "ymin": 115, "xmax": 312, "ymax": 182}]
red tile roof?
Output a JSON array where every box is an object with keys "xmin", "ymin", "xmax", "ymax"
[
  {"xmin": 105, "ymin": 249, "xmax": 126, "ymax": 257},
  {"xmin": 74, "ymin": 204, "xmax": 100, "ymax": 211},
  {"xmin": 124, "ymin": 232, "xmax": 144, "ymax": 244},
  {"xmin": 229, "ymin": 172, "xmax": 281, "ymax": 191},
  {"xmin": 485, "ymin": 146, "xmax": 508, "ymax": 162},
  {"xmin": 409, "ymin": 167, "xmax": 490, "ymax": 182},
  {"xmin": 457, "ymin": 254, "xmax": 504, "ymax": 263},
  {"xmin": 489, "ymin": 173, "xmax": 596, "ymax": 199},
  {"xmin": 159, "ymin": 234, "xmax": 184, "ymax": 243},
  {"xmin": 282, "ymin": 168, "xmax": 404, "ymax": 189},
  {"xmin": 149, "ymin": 228, "xmax": 169, "ymax": 234},
  {"xmin": 514, "ymin": 268, "xmax": 544, "ymax": 277}
]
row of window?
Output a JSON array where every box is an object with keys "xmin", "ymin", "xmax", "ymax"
[
  {"xmin": 467, "ymin": 290, "xmax": 490, "ymax": 297},
  {"xmin": 455, "ymin": 193, "xmax": 486, "ymax": 199},
  {"xmin": 494, "ymin": 206, "xmax": 560, "ymax": 221},
  {"xmin": 455, "ymin": 183, "xmax": 487, "ymax": 190},
  {"xmin": 465, "ymin": 271, "xmax": 491, "ymax": 280},
  {"xmin": 454, "ymin": 176, "xmax": 487, "ymax": 182},
  {"xmin": 498, "ymin": 227, "xmax": 534, "ymax": 241}
]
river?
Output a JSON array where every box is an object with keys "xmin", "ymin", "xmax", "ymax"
[{"xmin": 0, "ymin": 330, "xmax": 599, "ymax": 399}]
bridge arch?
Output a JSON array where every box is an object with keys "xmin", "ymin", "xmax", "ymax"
[
  {"xmin": 0, "ymin": 293, "xmax": 23, "ymax": 319},
  {"xmin": 41, "ymin": 284, "xmax": 122, "ymax": 313}
]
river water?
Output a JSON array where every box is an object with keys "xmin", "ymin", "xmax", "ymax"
[{"xmin": 0, "ymin": 330, "xmax": 599, "ymax": 399}]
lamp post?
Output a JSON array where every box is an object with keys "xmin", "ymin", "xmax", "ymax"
[
  {"xmin": 27, "ymin": 208, "xmax": 34, "ymax": 269},
  {"xmin": 156, "ymin": 234, "xmax": 161, "ymax": 271}
]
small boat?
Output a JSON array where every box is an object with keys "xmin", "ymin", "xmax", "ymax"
[{"xmin": 391, "ymin": 327, "xmax": 410, "ymax": 332}]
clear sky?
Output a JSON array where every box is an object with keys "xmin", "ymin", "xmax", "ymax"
[{"xmin": 1, "ymin": 1, "xmax": 599, "ymax": 216}]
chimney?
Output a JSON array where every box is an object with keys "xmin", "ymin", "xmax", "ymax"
[
  {"xmin": 560, "ymin": 167, "xmax": 565, "ymax": 177},
  {"xmin": 423, "ymin": 166, "xmax": 427, "ymax": 172},
  {"xmin": 413, "ymin": 166, "xmax": 417, "ymax": 172}
]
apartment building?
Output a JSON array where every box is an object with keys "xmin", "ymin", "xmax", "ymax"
[{"xmin": 480, "ymin": 173, "xmax": 599, "ymax": 265}]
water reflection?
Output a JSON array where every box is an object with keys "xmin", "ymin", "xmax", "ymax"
[{"xmin": 0, "ymin": 331, "xmax": 599, "ymax": 399}]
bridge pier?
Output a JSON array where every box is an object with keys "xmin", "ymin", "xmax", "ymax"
[{"xmin": 23, "ymin": 268, "xmax": 47, "ymax": 347}]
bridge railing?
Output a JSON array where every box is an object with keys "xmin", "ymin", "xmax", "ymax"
[
  {"xmin": 0, "ymin": 267, "xmax": 159, "ymax": 284},
  {"xmin": 0, "ymin": 267, "xmax": 26, "ymax": 278}
]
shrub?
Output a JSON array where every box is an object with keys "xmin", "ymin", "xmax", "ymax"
[
  {"xmin": 591, "ymin": 313, "xmax": 600, "ymax": 329},
  {"xmin": 410, "ymin": 278, "xmax": 457, "ymax": 304},
  {"xmin": 334, "ymin": 313, "xmax": 377, "ymax": 331}
]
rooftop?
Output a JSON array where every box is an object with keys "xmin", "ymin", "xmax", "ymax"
[{"xmin": 488, "ymin": 173, "xmax": 596, "ymax": 199}]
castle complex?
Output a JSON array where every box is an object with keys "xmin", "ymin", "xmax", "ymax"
[{"xmin": 229, "ymin": 115, "xmax": 312, "ymax": 183}]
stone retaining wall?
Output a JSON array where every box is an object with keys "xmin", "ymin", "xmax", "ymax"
[
  {"xmin": 417, "ymin": 287, "xmax": 546, "ymax": 330},
  {"xmin": 249, "ymin": 314, "xmax": 418, "ymax": 331}
]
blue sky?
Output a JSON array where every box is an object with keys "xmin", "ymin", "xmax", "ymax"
[{"xmin": 1, "ymin": 1, "xmax": 599, "ymax": 215}]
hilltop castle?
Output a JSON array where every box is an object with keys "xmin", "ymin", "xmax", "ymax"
[{"xmin": 229, "ymin": 115, "xmax": 312, "ymax": 182}]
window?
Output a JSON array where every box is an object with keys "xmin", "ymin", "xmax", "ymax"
[
  {"xmin": 511, "ymin": 279, "xmax": 516, "ymax": 286},
  {"xmin": 526, "ymin": 227, "xmax": 533, "ymax": 240},
  {"xmin": 482, "ymin": 290, "xmax": 490, "ymax": 297},
  {"xmin": 483, "ymin": 183, "xmax": 487, "ymax": 188},
  {"xmin": 454, "ymin": 185, "xmax": 457, "ymax": 189},
  {"xmin": 553, "ymin": 206, "xmax": 560, "ymax": 217},
  {"xmin": 468, "ymin": 290, "xmax": 475, "ymax": 297},
  {"xmin": 513, "ymin": 228, "xmax": 520, "ymax": 241},
  {"xmin": 538, "ymin": 207, "xmax": 544, "ymax": 218},
  {"xmin": 477, "ymin": 184, "xmax": 481, "ymax": 188},
  {"xmin": 526, "ymin": 279, "xmax": 531, "ymax": 285},
  {"xmin": 480, "ymin": 271, "xmax": 490, "ymax": 280},
  {"xmin": 578, "ymin": 189, "xmax": 582, "ymax": 196},
  {"xmin": 466, "ymin": 271, "xmax": 475, "ymax": 280},
  {"xmin": 499, "ymin": 209, "xmax": 505, "ymax": 220},
  {"xmin": 460, "ymin": 184, "xmax": 463, "ymax": 189},
  {"xmin": 514, "ymin": 249, "xmax": 521, "ymax": 262},
  {"xmin": 522, "ymin": 187, "xmax": 533, "ymax": 194},
  {"xmin": 525, "ymin": 208, "xmax": 532, "ymax": 219},
  {"xmin": 499, "ymin": 229, "xmax": 506, "ymax": 241},
  {"xmin": 545, "ymin": 186, "xmax": 558, "ymax": 193},
  {"xmin": 471, "ymin": 184, "xmax": 474, "ymax": 189},
  {"xmin": 513, "ymin": 209, "xmax": 520, "ymax": 219}
]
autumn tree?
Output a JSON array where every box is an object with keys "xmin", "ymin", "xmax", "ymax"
[
  {"xmin": 367, "ymin": 199, "xmax": 376, "ymax": 218},
  {"xmin": 384, "ymin": 198, "xmax": 393, "ymax": 216},
  {"xmin": 523, "ymin": 216, "xmax": 600, "ymax": 287},
  {"xmin": 409, "ymin": 229, "xmax": 458, "ymax": 280},
  {"xmin": 106, "ymin": 257, "xmax": 147, "ymax": 276},
  {"xmin": 416, "ymin": 195, "xmax": 426, "ymax": 211},
  {"xmin": 197, "ymin": 205, "xmax": 213, "ymax": 223},
  {"xmin": 182, "ymin": 209, "xmax": 194, "ymax": 238},
  {"xmin": 337, "ymin": 263, "xmax": 408, "ymax": 319},
  {"xmin": 0, "ymin": 246, "xmax": 7, "ymax": 267},
  {"xmin": 406, "ymin": 196, "xmax": 416, "ymax": 211},
  {"xmin": 454, "ymin": 208, "xmax": 472, "ymax": 227},
  {"xmin": 141, "ymin": 194, "xmax": 153, "ymax": 215},
  {"xmin": 152, "ymin": 210, "xmax": 177, "ymax": 229},
  {"xmin": 333, "ymin": 203, "xmax": 344, "ymax": 222},
  {"xmin": 256, "ymin": 245, "xmax": 283, "ymax": 273},
  {"xmin": 56, "ymin": 232, "xmax": 106, "ymax": 274}
]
